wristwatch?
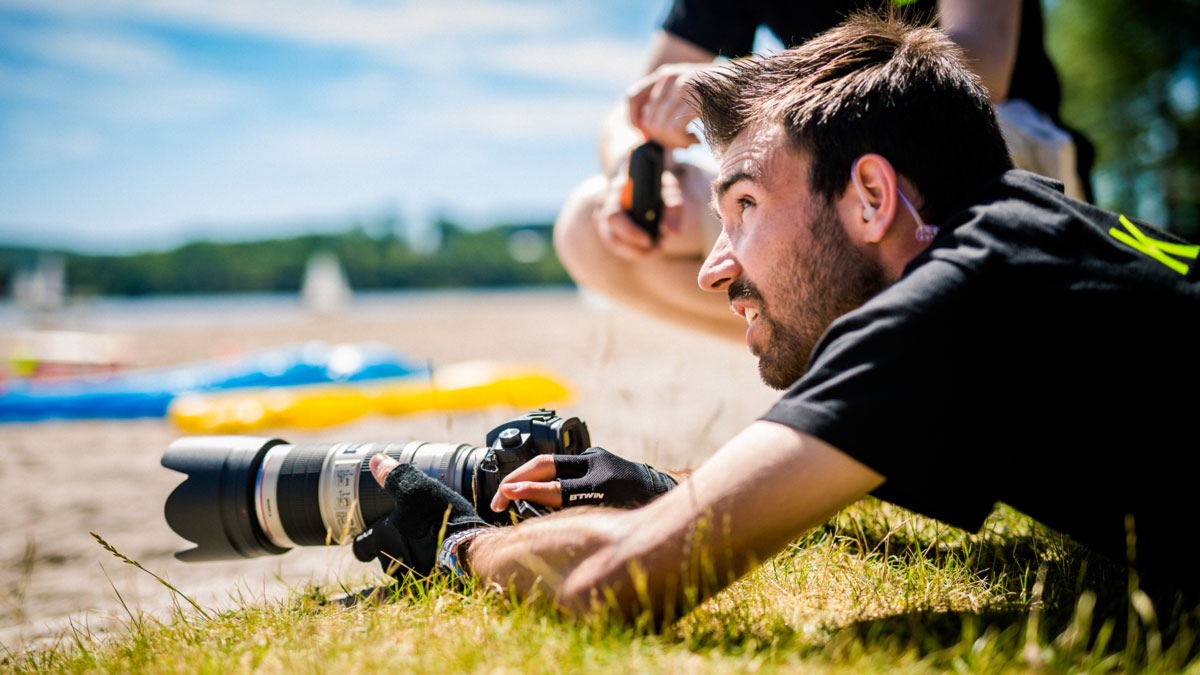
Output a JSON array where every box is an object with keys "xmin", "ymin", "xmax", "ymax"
[{"xmin": 436, "ymin": 527, "xmax": 489, "ymax": 578}]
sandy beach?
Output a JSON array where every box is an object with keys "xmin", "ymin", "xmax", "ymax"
[{"xmin": 0, "ymin": 287, "xmax": 777, "ymax": 652}]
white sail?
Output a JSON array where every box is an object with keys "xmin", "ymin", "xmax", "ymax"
[
  {"xmin": 11, "ymin": 254, "xmax": 66, "ymax": 315},
  {"xmin": 300, "ymin": 251, "xmax": 352, "ymax": 314}
]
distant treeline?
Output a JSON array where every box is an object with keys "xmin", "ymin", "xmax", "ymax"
[{"xmin": 0, "ymin": 220, "xmax": 574, "ymax": 297}]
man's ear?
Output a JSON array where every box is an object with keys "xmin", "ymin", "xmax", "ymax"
[{"xmin": 848, "ymin": 153, "xmax": 900, "ymax": 244}]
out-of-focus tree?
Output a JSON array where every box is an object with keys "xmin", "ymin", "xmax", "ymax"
[{"xmin": 1046, "ymin": 0, "xmax": 1200, "ymax": 239}]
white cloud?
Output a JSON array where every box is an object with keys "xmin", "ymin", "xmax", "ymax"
[
  {"xmin": 1, "ymin": 22, "xmax": 176, "ymax": 78},
  {"xmin": 0, "ymin": 63, "xmax": 72, "ymax": 102},
  {"xmin": 3, "ymin": 0, "xmax": 631, "ymax": 89},
  {"xmin": 430, "ymin": 95, "xmax": 610, "ymax": 141},
  {"xmin": 249, "ymin": 91, "xmax": 609, "ymax": 163},
  {"xmin": 4, "ymin": 0, "xmax": 568, "ymax": 50},
  {"xmin": 1, "ymin": 123, "xmax": 104, "ymax": 167},
  {"xmin": 0, "ymin": 20, "xmax": 249, "ymax": 124},
  {"xmin": 313, "ymin": 72, "xmax": 402, "ymax": 112},
  {"xmin": 255, "ymin": 123, "xmax": 402, "ymax": 164},
  {"xmin": 1, "ymin": 64, "xmax": 250, "ymax": 126},
  {"xmin": 95, "ymin": 76, "xmax": 250, "ymax": 123},
  {"xmin": 489, "ymin": 36, "xmax": 646, "ymax": 88}
]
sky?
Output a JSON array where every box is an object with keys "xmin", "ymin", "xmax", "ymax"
[{"xmin": 0, "ymin": 0, "xmax": 670, "ymax": 254}]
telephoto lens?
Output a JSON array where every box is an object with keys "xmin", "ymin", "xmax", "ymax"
[{"xmin": 160, "ymin": 409, "xmax": 588, "ymax": 561}]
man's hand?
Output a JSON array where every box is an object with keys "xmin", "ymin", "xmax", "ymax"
[
  {"xmin": 352, "ymin": 454, "xmax": 488, "ymax": 579},
  {"xmin": 595, "ymin": 159, "xmax": 715, "ymax": 261},
  {"xmin": 490, "ymin": 447, "xmax": 678, "ymax": 513},
  {"xmin": 627, "ymin": 62, "xmax": 713, "ymax": 149}
]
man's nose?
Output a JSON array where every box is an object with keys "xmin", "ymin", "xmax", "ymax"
[{"xmin": 698, "ymin": 233, "xmax": 739, "ymax": 292}]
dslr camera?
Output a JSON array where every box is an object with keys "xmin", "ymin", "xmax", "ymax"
[{"xmin": 161, "ymin": 408, "xmax": 589, "ymax": 561}]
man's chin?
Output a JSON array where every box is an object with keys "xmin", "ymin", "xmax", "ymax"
[
  {"xmin": 757, "ymin": 359, "xmax": 799, "ymax": 390},
  {"xmin": 755, "ymin": 337, "xmax": 812, "ymax": 389}
]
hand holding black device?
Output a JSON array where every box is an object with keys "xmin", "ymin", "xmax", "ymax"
[{"xmin": 620, "ymin": 140, "xmax": 665, "ymax": 240}]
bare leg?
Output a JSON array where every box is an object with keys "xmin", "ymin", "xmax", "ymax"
[{"xmin": 553, "ymin": 171, "xmax": 744, "ymax": 343}]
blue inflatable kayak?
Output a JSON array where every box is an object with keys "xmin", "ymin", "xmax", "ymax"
[{"xmin": 0, "ymin": 341, "xmax": 427, "ymax": 422}]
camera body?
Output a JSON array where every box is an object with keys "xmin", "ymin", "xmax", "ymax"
[
  {"xmin": 161, "ymin": 409, "xmax": 589, "ymax": 561},
  {"xmin": 474, "ymin": 409, "xmax": 588, "ymax": 520},
  {"xmin": 621, "ymin": 140, "xmax": 664, "ymax": 240}
]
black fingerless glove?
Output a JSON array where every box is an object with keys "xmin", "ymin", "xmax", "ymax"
[
  {"xmin": 352, "ymin": 464, "xmax": 488, "ymax": 578},
  {"xmin": 555, "ymin": 446, "xmax": 677, "ymax": 509}
]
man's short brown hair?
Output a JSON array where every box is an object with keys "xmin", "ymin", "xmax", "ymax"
[{"xmin": 690, "ymin": 10, "xmax": 1013, "ymax": 223}]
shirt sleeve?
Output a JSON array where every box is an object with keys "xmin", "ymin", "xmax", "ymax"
[{"xmin": 661, "ymin": 0, "xmax": 759, "ymax": 57}]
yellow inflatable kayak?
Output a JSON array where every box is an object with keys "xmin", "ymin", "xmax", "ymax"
[{"xmin": 168, "ymin": 360, "xmax": 574, "ymax": 433}]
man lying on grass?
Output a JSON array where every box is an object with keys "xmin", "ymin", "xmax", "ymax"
[{"xmin": 352, "ymin": 11, "xmax": 1200, "ymax": 622}]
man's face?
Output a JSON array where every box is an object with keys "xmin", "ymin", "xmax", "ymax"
[{"xmin": 700, "ymin": 124, "xmax": 886, "ymax": 389}]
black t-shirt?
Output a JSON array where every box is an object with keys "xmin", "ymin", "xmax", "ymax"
[
  {"xmin": 663, "ymin": 0, "xmax": 1065, "ymax": 129},
  {"xmin": 763, "ymin": 171, "xmax": 1200, "ymax": 590}
]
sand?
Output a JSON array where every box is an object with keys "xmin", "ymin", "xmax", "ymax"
[{"xmin": 0, "ymin": 287, "xmax": 777, "ymax": 652}]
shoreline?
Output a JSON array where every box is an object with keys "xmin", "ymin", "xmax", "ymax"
[{"xmin": 0, "ymin": 285, "xmax": 582, "ymax": 333}]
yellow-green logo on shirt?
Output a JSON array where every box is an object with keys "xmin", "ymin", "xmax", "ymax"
[{"xmin": 1108, "ymin": 214, "xmax": 1198, "ymax": 276}]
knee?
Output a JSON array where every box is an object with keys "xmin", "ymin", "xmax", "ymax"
[{"xmin": 553, "ymin": 174, "xmax": 607, "ymax": 275}]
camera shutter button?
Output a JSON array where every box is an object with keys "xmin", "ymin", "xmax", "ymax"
[{"xmin": 498, "ymin": 428, "xmax": 521, "ymax": 448}]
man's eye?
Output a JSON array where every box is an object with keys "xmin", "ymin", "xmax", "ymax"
[{"xmin": 738, "ymin": 197, "xmax": 755, "ymax": 212}]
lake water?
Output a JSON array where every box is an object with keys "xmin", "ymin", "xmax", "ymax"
[{"xmin": 0, "ymin": 285, "xmax": 584, "ymax": 333}]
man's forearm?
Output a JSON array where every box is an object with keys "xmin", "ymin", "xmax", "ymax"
[
  {"xmin": 464, "ymin": 485, "xmax": 764, "ymax": 624},
  {"xmin": 937, "ymin": 0, "xmax": 1020, "ymax": 103},
  {"xmin": 662, "ymin": 467, "xmax": 693, "ymax": 483},
  {"xmin": 463, "ymin": 422, "xmax": 885, "ymax": 623},
  {"xmin": 469, "ymin": 457, "xmax": 740, "ymax": 621},
  {"xmin": 465, "ymin": 506, "xmax": 631, "ymax": 611}
]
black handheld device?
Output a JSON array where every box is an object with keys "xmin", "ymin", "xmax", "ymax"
[{"xmin": 621, "ymin": 140, "xmax": 664, "ymax": 240}]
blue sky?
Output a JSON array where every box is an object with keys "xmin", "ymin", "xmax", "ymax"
[{"xmin": 0, "ymin": 0, "xmax": 668, "ymax": 254}]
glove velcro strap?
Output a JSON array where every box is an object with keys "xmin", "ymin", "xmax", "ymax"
[
  {"xmin": 557, "ymin": 447, "xmax": 678, "ymax": 508},
  {"xmin": 437, "ymin": 527, "xmax": 489, "ymax": 578},
  {"xmin": 650, "ymin": 469, "xmax": 677, "ymax": 494}
]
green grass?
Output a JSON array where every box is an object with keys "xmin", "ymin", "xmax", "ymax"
[{"xmin": 6, "ymin": 501, "xmax": 1200, "ymax": 674}]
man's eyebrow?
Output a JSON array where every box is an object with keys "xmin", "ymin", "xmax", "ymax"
[{"xmin": 712, "ymin": 169, "xmax": 758, "ymax": 204}]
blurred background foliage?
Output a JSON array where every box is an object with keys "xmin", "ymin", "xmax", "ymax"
[
  {"xmin": 1048, "ymin": 0, "xmax": 1200, "ymax": 240},
  {"xmin": 0, "ymin": 221, "xmax": 571, "ymax": 298}
]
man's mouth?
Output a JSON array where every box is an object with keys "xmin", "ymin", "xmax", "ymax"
[
  {"xmin": 728, "ymin": 279, "xmax": 764, "ymax": 344},
  {"xmin": 729, "ymin": 301, "xmax": 762, "ymax": 351},
  {"xmin": 743, "ymin": 306, "xmax": 760, "ymax": 326}
]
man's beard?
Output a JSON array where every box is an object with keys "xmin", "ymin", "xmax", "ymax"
[{"xmin": 731, "ymin": 202, "xmax": 887, "ymax": 390}]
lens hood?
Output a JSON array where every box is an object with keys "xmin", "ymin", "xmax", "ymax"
[{"xmin": 162, "ymin": 435, "xmax": 291, "ymax": 561}]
